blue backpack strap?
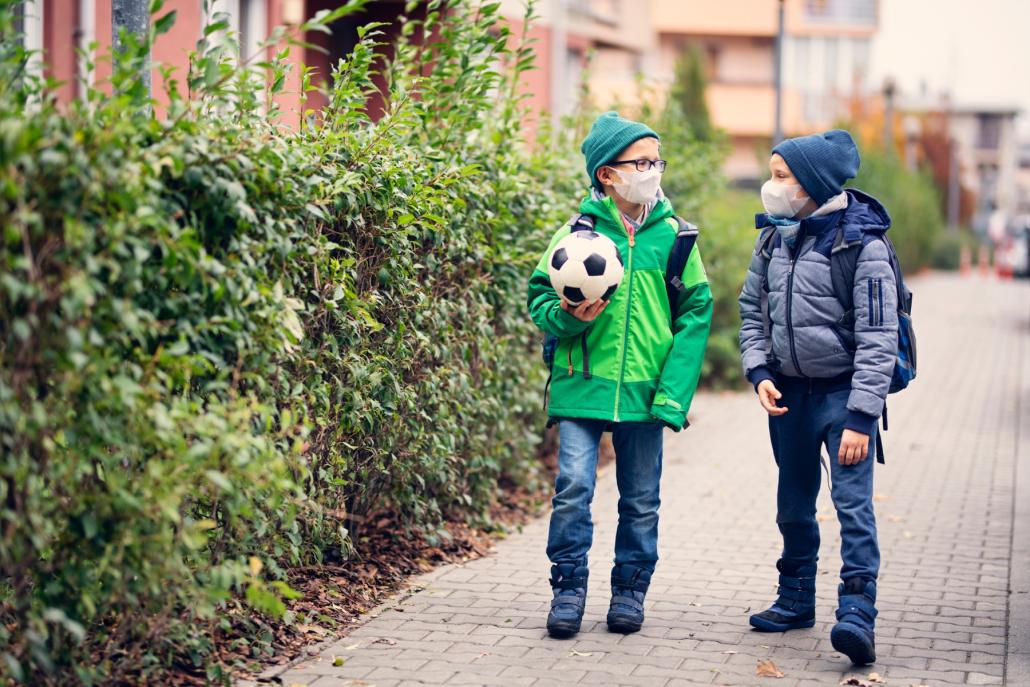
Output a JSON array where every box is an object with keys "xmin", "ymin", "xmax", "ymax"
[{"xmin": 665, "ymin": 216, "xmax": 699, "ymax": 322}]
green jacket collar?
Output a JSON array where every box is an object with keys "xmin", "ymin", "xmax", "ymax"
[{"xmin": 578, "ymin": 192, "xmax": 675, "ymax": 235}]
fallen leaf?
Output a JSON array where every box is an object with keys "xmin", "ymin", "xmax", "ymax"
[
  {"xmin": 868, "ymin": 673, "xmax": 887, "ymax": 684},
  {"xmin": 297, "ymin": 624, "xmax": 329, "ymax": 636},
  {"xmin": 569, "ymin": 649, "xmax": 593, "ymax": 657},
  {"xmin": 756, "ymin": 659, "xmax": 784, "ymax": 678},
  {"xmin": 343, "ymin": 643, "xmax": 360, "ymax": 650}
]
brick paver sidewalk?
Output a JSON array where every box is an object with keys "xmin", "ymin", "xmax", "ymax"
[{"xmin": 257, "ymin": 273, "xmax": 1029, "ymax": 687}]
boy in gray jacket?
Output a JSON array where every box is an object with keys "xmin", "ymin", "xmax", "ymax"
[{"xmin": 738, "ymin": 130, "xmax": 897, "ymax": 666}]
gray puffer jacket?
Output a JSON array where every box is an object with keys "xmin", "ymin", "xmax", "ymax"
[{"xmin": 738, "ymin": 189, "xmax": 898, "ymax": 435}]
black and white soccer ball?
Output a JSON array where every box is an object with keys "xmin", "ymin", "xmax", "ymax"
[{"xmin": 547, "ymin": 230, "xmax": 624, "ymax": 306}]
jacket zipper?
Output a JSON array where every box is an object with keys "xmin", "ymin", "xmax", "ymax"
[
  {"xmin": 613, "ymin": 216, "xmax": 636, "ymax": 422},
  {"xmin": 785, "ymin": 234, "xmax": 806, "ymax": 377}
]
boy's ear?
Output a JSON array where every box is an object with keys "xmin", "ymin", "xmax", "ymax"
[{"xmin": 595, "ymin": 165, "xmax": 619, "ymax": 188}]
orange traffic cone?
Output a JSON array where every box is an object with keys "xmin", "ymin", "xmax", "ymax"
[{"xmin": 959, "ymin": 244, "xmax": 972, "ymax": 276}]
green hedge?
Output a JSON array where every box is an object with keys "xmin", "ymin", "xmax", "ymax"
[
  {"xmin": 847, "ymin": 144, "xmax": 945, "ymax": 272},
  {"xmin": 0, "ymin": 1, "xmax": 577, "ymax": 682}
]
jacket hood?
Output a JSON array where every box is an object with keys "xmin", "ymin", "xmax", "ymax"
[{"xmin": 840, "ymin": 188, "xmax": 892, "ymax": 234}]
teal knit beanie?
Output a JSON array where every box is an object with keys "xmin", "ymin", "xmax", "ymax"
[{"xmin": 581, "ymin": 111, "xmax": 659, "ymax": 191}]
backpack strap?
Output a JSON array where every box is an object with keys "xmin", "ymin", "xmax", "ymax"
[
  {"xmin": 756, "ymin": 225, "xmax": 777, "ymax": 294},
  {"xmin": 665, "ymin": 216, "xmax": 699, "ymax": 322},
  {"xmin": 569, "ymin": 212, "xmax": 595, "ymax": 233},
  {"xmin": 829, "ymin": 225, "xmax": 864, "ymax": 327}
]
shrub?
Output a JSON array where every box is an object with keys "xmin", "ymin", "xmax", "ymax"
[
  {"xmin": 848, "ymin": 145, "xmax": 945, "ymax": 272},
  {"xmin": 0, "ymin": 1, "xmax": 575, "ymax": 682}
]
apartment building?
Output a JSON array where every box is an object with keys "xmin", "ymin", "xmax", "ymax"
[{"xmin": 650, "ymin": 0, "xmax": 879, "ymax": 181}]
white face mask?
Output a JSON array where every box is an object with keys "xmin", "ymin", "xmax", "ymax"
[
  {"xmin": 612, "ymin": 167, "xmax": 662, "ymax": 205},
  {"xmin": 761, "ymin": 180, "xmax": 809, "ymax": 219}
]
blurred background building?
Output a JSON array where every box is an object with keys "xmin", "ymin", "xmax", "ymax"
[{"xmin": 12, "ymin": 0, "xmax": 1030, "ymax": 244}]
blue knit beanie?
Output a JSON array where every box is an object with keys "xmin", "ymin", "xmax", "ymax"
[
  {"xmin": 581, "ymin": 111, "xmax": 659, "ymax": 191},
  {"xmin": 771, "ymin": 129, "xmax": 860, "ymax": 206}
]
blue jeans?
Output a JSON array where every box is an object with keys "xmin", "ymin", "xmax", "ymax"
[
  {"xmin": 769, "ymin": 378, "xmax": 880, "ymax": 581},
  {"xmin": 546, "ymin": 419, "xmax": 664, "ymax": 574}
]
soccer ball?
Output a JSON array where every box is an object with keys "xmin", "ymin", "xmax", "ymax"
[{"xmin": 547, "ymin": 230, "xmax": 624, "ymax": 306}]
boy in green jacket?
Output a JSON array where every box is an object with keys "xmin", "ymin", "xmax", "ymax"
[{"xmin": 526, "ymin": 112, "xmax": 713, "ymax": 638}]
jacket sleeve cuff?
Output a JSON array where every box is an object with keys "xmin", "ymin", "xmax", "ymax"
[
  {"xmin": 845, "ymin": 410, "xmax": 878, "ymax": 436},
  {"xmin": 746, "ymin": 366, "xmax": 775, "ymax": 392},
  {"xmin": 650, "ymin": 401, "xmax": 686, "ymax": 432},
  {"xmin": 552, "ymin": 306, "xmax": 590, "ymax": 337}
]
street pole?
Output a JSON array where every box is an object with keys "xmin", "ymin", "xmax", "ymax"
[
  {"xmin": 948, "ymin": 138, "xmax": 960, "ymax": 232},
  {"xmin": 773, "ymin": 0, "xmax": 784, "ymax": 145},
  {"xmin": 112, "ymin": 0, "xmax": 151, "ymax": 97},
  {"xmin": 883, "ymin": 77, "xmax": 896, "ymax": 155}
]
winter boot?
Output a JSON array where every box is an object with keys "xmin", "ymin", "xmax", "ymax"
[
  {"xmin": 547, "ymin": 562, "xmax": 588, "ymax": 638},
  {"xmin": 749, "ymin": 560, "xmax": 817, "ymax": 632},
  {"xmin": 831, "ymin": 577, "xmax": 877, "ymax": 665},
  {"xmin": 606, "ymin": 564, "xmax": 651, "ymax": 634}
]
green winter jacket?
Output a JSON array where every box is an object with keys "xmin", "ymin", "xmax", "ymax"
[{"xmin": 527, "ymin": 193, "xmax": 713, "ymax": 429}]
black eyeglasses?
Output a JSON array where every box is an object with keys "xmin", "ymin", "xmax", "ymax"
[{"xmin": 608, "ymin": 159, "xmax": 667, "ymax": 172}]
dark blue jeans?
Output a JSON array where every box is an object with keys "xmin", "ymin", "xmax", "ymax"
[
  {"xmin": 769, "ymin": 378, "xmax": 880, "ymax": 581},
  {"xmin": 546, "ymin": 419, "xmax": 664, "ymax": 574}
]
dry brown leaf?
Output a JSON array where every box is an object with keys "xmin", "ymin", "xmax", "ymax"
[
  {"xmin": 297, "ymin": 624, "xmax": 329, "ymax": 636},
  {"xmin": 756, "ymin": 659, "xmax": 785, "ymax": 678}
]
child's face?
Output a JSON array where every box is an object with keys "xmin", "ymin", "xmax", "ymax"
[
  {"xmin": 596, "ymin": 137, "xmax": 662, "ymax": 189},
  {"xmin": 768, "ymin": 154, "xmax": 808, "ymax": 197},
  {"xmin": 767, "ymin": 153, "xmax": 818, "ymax": 217}
]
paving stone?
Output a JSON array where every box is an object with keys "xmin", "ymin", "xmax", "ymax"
[{"xmin": 261, "ymin": 275, "xmax": 1027, "ymax": 687}]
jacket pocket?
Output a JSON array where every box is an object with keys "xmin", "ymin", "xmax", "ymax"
[
  {"xmin": 831, "ymin": 325, "xmax": 856, "ymax": 355},
  {"xmin": 867, "ymin": 278, "xmax": 880, "ymax": 327}
]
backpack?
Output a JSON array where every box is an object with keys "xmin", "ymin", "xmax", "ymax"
[
  {"xmin": 540, "ymin": 213, "xmax": 700, "ymax": 402},
  {"xmin": 757, "ymin": 223, "xmax": 917, "ymax": 462}
]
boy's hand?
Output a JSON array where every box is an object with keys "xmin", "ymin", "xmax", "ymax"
[
  {"xmin": 838, "ymin": 429, "xmax": 870, "ymax": 465},
  {"xmin": 561, "ymin": 298, "xmax": 608, "ymax": 322},
  {"xmin": 757, "ymin": 380, "xmax": 788, "ymax": 416}
]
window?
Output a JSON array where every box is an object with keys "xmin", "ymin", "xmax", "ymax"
[
  {"xmin": 803, "ymin": 0, "xmax": 876, "ymax": 27},
  {"xmin": 977, "ymin": 115, "xmax": 1002, "ymax": 150}
]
